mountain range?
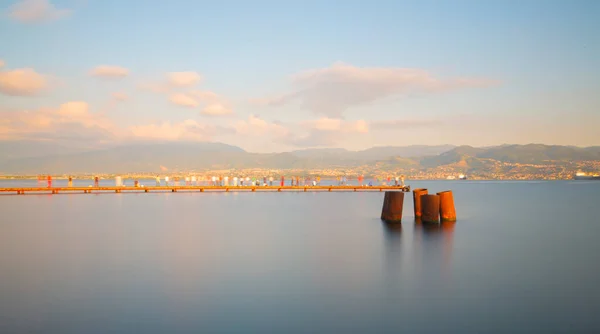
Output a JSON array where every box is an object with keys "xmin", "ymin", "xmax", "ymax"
[{"xmin": 0, "ymin": 141, "xmax": 599, "ymax": 174}]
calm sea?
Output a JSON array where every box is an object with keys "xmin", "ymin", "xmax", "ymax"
[{"xmin": 1, "ymin": 181, "xmax": 599, "ymax": 333}]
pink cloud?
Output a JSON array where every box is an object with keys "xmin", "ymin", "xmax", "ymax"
[
  {"xmin": 90, "ymin": 65, "xmax": 130, "ymax": 78},
  {"xmin": 0, "ymin": 102, "xmax": 117, "ymax": 142},
  {"xmin": 201, "ymin": 103, "xmax": 233, "ymax": 116},
  {"xmin": 301, "ymin": 117, "xmax": 369, "ymax": 134},
  {"xmin": 370, "ymin": 119, "xmax": 443, "ymax": 129},
  {"xmin": 233, "ymin": 115, "xmax": 289, "ymax": 137},
  {"xmin": 112, "ymin": 92, "xmax": 128, "ymax": 101},
  {"xmin": 167, "ymin": 72, "xmax": 202, "ymax": 87},
  {"xmin": 169, "ymin": 93, "xmax": 199, "ymax": 108},
  {"xmin": 0, "ymin": 68, "xmax": 47, "ymax": 96},
  {"xmin": 129, "ymin": 120, "xmax": 217, "ymax": 141},
  {"xmin": 9, "ymin": 0, "xmax": 71, "ymax": 23}
]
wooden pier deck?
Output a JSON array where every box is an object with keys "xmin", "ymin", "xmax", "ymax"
[{"xmin": 1, "ymin": 185, "xmax": 411, "ymax": 195}]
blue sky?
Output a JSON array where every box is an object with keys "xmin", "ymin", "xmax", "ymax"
[{"xmin": 1, "ymin": 0, "xmax": 599, "ymax": 152}]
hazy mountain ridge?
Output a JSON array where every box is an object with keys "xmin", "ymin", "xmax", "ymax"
[{"xmin": 0, "ymin": 141, "xmax": 598, "ymax": 174}]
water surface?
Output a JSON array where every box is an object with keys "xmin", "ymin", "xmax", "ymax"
[{"xmin": 1, "ymin": 181, "xmax": 599, "ymax": 333}]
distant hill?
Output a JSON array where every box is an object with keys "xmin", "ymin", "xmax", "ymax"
[
  {"xmin": 0, "ymin": 140, "xmax": 93, "ymax": 162},
  {"xmin": 0, "ymin": 142, "xmax": 246, "ymax": 174},
  {"xmin": 0, "ymin": 141, "xmax": 599, "ymax": 174},
  {"xmin": 290, "ymin": 145, "xmax": 455, "ymax": 161},
  {"xmin": 355, "ymin": 145, "xmax": 456, "ymax": 160},
  {"xmin": 419, "ymin": 145, "xmax": 485, "ymax": 168},
  {"xmin": 476, "ymin": 144, "xmax": 600, "ymax": 163}
]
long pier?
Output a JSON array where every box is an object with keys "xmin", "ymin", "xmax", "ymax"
[{"xmin": 1, "ymin": 185, "xmax": 411, "ymax": 195}]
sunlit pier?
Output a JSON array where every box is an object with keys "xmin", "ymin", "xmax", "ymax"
[{"xmin": 1, "ymin": 185, "xmax": 411, "ymax": 195}]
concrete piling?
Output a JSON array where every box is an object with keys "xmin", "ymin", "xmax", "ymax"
[
  {"xmin": 412, "ymin": 188, "xmax": 428, "ymax": 218},
  {"xmin": 437, "ymin": 191, "xmax": 457, "ymax": 222},
  {"xmin": 421, "ymin": 194, "xmax": 440, "ymax": 223},
  {"xmin": 381, "ymin": 191, "xmax": 405, "ymax": 222}
]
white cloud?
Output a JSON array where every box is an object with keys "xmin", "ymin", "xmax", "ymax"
[
  {"xmin": 169, "ymin": 93, "xmax": 198, "ymax": 107},
  {"xmin": 0, "ymin": 68, "xmax": 47, "ymax": 96},
  {"xmin": 167, "ymin": 72, "xmax": 201, "ymax": 87},
  {"xmin": 9, "ymin": 0, "xmax": 71, "ymax": 23},
  {"xmin": 90, "ymin": 65, "xmax": 129, "ymax": 78},
  {"xmin": 0, "ymin": 59, "xmax": 4, "ymax": 68},
  {"xmin": 112, "ymin": 92, "xmax": 128, "ymax": 101},
  {"xmin": 255, "ymin": 62, "xmax": 497, "ymax": 116},
  {"xmin": 201, "ymin": 103, "xmax": 233, "ymax": 116},
  {"xmin": 129, "ymin": 119, "xmax": 216, "ymax": 141}
]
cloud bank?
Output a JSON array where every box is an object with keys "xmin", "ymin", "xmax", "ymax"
[{"xmin": 256, "ymin": 62, "xmax": 497, "ymax": 116}]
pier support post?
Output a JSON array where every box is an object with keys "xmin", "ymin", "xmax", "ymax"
[
  {"xmin": 421, "ymin": 194, "xmax": 440, "ymax": 223},
  {"xmin": 412, "ymin": 188, "xmax": 428, "ymax": 218},
  {"xmin": 437, "ymin": 191, "xmax": 457, "ymax": 222},
  {"xmin": 381, "ymin": 191, "xmax": 405, "ymax": 222}
]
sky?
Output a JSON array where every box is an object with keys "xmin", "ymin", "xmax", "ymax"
[{"xmin": 0, "ymin": 0, "xmax": 599, "ymax": 153}]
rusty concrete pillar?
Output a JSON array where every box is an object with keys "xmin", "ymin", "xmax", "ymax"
[
  {"xmin": 381, "ymin": 191, "xmax": 405, "ymax": 222},
  {"xmin": 412, "ymin": 188, "xmax": 428, "ymax": 218},
  {"xmin": 421, "ymin": 194, "xmax": 440, "ymax": 223},
  {"xmin": 437, "ymin": 190, "xmax": 457, "ymax": 222}
]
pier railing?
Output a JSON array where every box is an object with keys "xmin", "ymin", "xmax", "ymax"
[{"xmin": 1, "ymin": 185, "xmax": 411, "ymax": 195}]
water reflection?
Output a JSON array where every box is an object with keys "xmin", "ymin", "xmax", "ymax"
[{"xmin": 413, "ymin": 220, "xmax": 455, "ymax": 280}]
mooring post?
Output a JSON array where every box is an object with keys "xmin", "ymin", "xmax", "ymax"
[
  {"xmin": 421, "ymin": 194, "xmax": 440, "ymax": 223},
  {"xmin": 437, "ymin": 191, "xmax": 457, "ymax": 222},
  {"xmin": 412, "ymin": 188, "xmax": 428, "ymax": 218},
  {"xmin": 381, "ymin": 191, "xmax": 405, "ymax": 222}
]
